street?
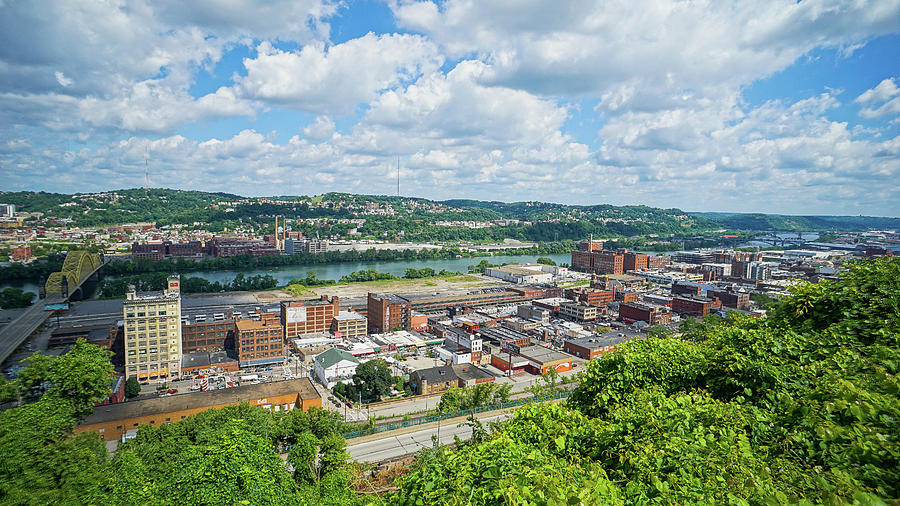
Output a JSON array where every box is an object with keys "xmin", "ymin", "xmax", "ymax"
[{"xmin": 346, "ymin": 412, "xmax": 513, "ymax": 463}]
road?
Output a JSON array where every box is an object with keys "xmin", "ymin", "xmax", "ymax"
[
  {"xmin": 0, "ymin": 295, "xmax": 64, "ymax": 365},
  {"xmin": 346, "ymin": 412, "xmax": 513, "ymax": 463},
  {"xmin": 363, "ymin": 366, "xmax": 582, "ymax": 419}
]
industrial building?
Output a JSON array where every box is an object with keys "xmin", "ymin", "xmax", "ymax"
[
  {"xmin": 235, "ymin": 318, "xmax": 284, "ymax": 368},
  {"xmin": 76, "ymin": 378, "xmax": 321, "ymax": 441},
  {"xmin": 331, "ymin": 310, "xmax": 367, "ymax": 338},
  {"xmin": 281, "ymin": 296, "xmax": 340, "ymax": 338}
]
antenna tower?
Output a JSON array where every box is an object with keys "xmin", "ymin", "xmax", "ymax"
[
  {"xmin": 396, "ymin": 157, "xmax": 400, "ymax": 196},
  {"xmin": 144, "ymin": 145, "xmax": 151, "ymax": 188}
]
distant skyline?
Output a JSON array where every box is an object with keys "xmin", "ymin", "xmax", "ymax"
[{"xmin": 1, "ymin": 1, "xmax": 899, "ymax": 216}]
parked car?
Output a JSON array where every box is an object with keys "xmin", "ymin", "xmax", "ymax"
[{"xmin": 167, "ymin": 388, "xmax": 178, "ymax": 394}]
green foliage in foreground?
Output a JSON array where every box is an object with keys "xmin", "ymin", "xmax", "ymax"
[
  {"xmin": 1, "ymin": 259, "xmax": 897, "ymax": 505},
  {"xmin": 390, "ymin": 258, "xmax": 900, "ymax": 504}
]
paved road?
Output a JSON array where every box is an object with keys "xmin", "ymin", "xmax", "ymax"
[
  {"xmin": 346, "ymin": 412, "xmax": 513, "ymax": 463},
  {"xmin": 365, "ymin": 366, "xmax": 582, "ymax": 419},
  {"xmin": 0, "ymin": 295, "xmax": 64, "ymax": 365}
]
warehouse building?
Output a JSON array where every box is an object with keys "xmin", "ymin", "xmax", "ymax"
[{"xmin": 76, "ymin": 378, "xmax": 321, "ymax": 441}]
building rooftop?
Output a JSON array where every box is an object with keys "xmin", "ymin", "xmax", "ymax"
[
  {"xmin": 333, "ymin": 310, "xmax": 365, "ymax": 321},
  {"xmin": 81, "ymin": 378, "xmax": 319, "ymax": 425},
  {"xmin": 452, "ymin": 364, "xmax": 494, "ymax": 382},
  {"xmin": 516, "ymin": 345, "xmax": 571, "ymax": 364},
  {"xmin": 477, "ymin": 326, "xmax": 531, "ymax": 343},
  {"xmin": 235, "ymin": 319, "xmax": 280, "ymax": 331},
  {"xmin": 413, "ymin": 365, "xmax": 458, "ymax": 384},
  {"xmin": 314, "ymin": 348, "xmax": 359, "ymax": 369},
  {"xmin": 565, "ymin": 330, "xmax": 642, "ymax": 349}
]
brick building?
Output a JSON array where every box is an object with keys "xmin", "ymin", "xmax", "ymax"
[
  {"xmin": 563, "ymin": 330, "xmax": 642, "ymax": 360},
  {"xmin": 672, "ymin": 282, "xmax": 703, "ymax": 297},
  {"xmin": 647, "ymin": 254, "xmax": 672, "ymax": 269},
  {"xmin": 367, "ymin": 293, "xmax": 411, "ymax": 333},
  {"xmin": 76, "ymin": 378, "xmax": 320, "ymax": 441},
  {"xmin": 619, "ymin": 302, "xmax": 672, "ymax": 325},
  {"xmin": 282, "ymin": 296, "xmax": 340, "ymax": 338},
  {"xmin": 181, "ymin": 313, "xmax": 234, "ymax": 353},
  {"xmin": 10, "ymin": 244, "xmax": 31, "ymax": 261},
  {"xmin": 706, "ymin": 288, "xmax": 751, "ymax": 311},
  {"xmin": 564, "ymin": 287, "xmax": 615, "ymax": 307},
  {"xmin": 235, "ymin": 318, "xmax": 284, "ymax": 368},
  {"xmin": 622, "ymin": 251, "xmax": 649, "ymax": 271},
  {"xmin": 672, "ymin": 295, "xmax": 722, "ymax": 317}
]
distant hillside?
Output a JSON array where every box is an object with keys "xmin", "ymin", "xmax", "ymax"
[
  {"xmin": 1, "ymin": 189, "xmax": 718, "ymax": 240},
  {"xmin": 691, "ymin": 212, "xmax": 900, "ymax": 231}
]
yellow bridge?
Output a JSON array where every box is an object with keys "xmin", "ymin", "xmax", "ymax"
[{"xmin": 44, "ymin": 250, "xmax": 103, "ymax": 297}]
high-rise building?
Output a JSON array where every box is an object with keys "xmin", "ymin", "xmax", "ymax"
[
  {"xmin": 0, "ymin": 203, "xmax": 16, "ymax": 217},
  {"xmin": 124, "ymin": 275, "xmax": 183, "ymax": 383}
]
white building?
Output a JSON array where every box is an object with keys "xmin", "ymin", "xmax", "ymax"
[
  {"xmin": 484, "ymin": 265, "xmax": 553, "ymax": 284},
  {"xmin": 313, "ymin": 348, "xmax": 360, "ymax": 388}
]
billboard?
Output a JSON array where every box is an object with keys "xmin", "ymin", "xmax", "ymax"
[
  {"xmin": 286, "ymin": 306, "xmax": 307, "ymax": 323},
  {"xmin": 44, "ymin": 302, "xmax": 69, "ymax": 311}
]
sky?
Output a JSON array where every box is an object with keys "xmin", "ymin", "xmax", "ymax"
[{"xmin": 1, "ymin": 0, "xmax": 899, "ymax": 216}]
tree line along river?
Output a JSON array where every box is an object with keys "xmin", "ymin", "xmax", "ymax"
[{"xmin": 2, "ymin": 252, "xmax": 578, "ymax": 302}]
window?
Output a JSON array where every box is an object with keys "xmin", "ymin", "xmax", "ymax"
[
  {"xmin": 116, "ymin": 426, "xmax": 122, "ymax": 430},
  {"xmin": 99, "ymin": 429, "xmax": 105, "ymax": 433}
]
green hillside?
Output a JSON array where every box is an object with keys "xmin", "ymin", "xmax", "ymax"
[
  {"xmin": 1, "ymin": 259, "xmax": 897, "ymax": 504},
  {"xmin": 692, "ymin": 211, "xmax": 900, "ymax": 231}
]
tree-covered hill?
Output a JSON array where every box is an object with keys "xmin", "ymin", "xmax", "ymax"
[
  {"xmin": 691, "ymin": 211, "xmax": 900, "ymax": 232},
  {"xmin": 1, "ymin": 259, "xmax": 897, "ymax": 504}
]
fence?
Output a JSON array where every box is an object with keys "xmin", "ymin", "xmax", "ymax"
[{"xmin": 340, "ymin": 391, "xmax": 571, "ymax": 440}]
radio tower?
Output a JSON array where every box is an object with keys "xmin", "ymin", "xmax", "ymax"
[
  {"xmin": 396, "ymin": 157, "xmax": 400, "ymax": 196},
  {"xmin": 144, "ymin": 145, "xmax": 151, "ymax": 188}
]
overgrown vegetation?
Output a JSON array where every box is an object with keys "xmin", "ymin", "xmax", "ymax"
[{"xmin": 1, "ymin": 259, "xmax": 897, "ymax": 504}]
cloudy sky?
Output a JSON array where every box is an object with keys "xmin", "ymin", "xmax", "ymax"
[{"xmin": 1, "ymin": 0, "xmax": 899, "ymax": 215}]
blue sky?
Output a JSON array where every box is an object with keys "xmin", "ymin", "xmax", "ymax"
[{"xmin": 1, "ymin": 0, "xmax": 899, "ymax": 216}]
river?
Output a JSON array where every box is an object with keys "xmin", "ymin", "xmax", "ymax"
[{"xmin": 105, "ymin": 252, "xmax": 577, "ymax": 288}]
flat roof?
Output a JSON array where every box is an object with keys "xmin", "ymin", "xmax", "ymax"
[
  {"xmin": 477, "ymin": 326, "xmax": 531, "ymax": 342},
  {"xmin": 516, "ymin": 345, "xmax": 571, "ymax": 364},
  {"xmin": 235, "ymin": 319, "xmax": 279, "ymax": 331},
  {"xmin": 452, "ymin": 364, "xmax": 494, "ymax": 382},
  {"xmin": 565, "ymin": 331, "xmax": 642, "ymax": 349},
  {"xmin": 81, "ymin": 378, "xmax": 319, "ymax": 426},
  {"xmin": 333, "ymin": 310, "xmax": 366, "ymax": 321}
]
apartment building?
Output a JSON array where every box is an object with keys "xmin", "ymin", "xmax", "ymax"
[{"xmin": 123, "ymin": 275, "xmax": 183, "ymax": 383}]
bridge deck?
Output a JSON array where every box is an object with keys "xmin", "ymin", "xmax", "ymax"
[{"xmin": 0, "ymin": 260, "xmax": 106, "ymax": 364}]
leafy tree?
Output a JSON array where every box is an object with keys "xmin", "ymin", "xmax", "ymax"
[
  {"xmin": 124, "ymin": 377, "xmax": 141, "ymax": 399},
  {"xmin": 351, "ymin": 359, "xmax": 392, "ymax": 403},
  {"xmin": 0, "ymin": 287, "xmax": 35, "ymax": 309},
  {"xmin": 535, "ymin": 256, "xmax": 556, "ymax": 266}
]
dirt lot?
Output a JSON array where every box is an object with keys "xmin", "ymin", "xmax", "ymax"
[{"xmin": 254, "ymin": 274, "xmax": 507, "ymax": 303}]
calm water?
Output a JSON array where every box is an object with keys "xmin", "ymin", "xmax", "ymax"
[{"xmin": 104, "ymin": 252, "xmax": 576, "ymax": 287}]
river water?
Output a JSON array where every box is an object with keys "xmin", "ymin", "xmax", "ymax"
[
  {"xmin": 107, "ymin": 252, "xmax": 577, "ymax": 287},
  {"xmin": 1, "ymin": 252, "xmax": 576, "ymax": 302}
]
